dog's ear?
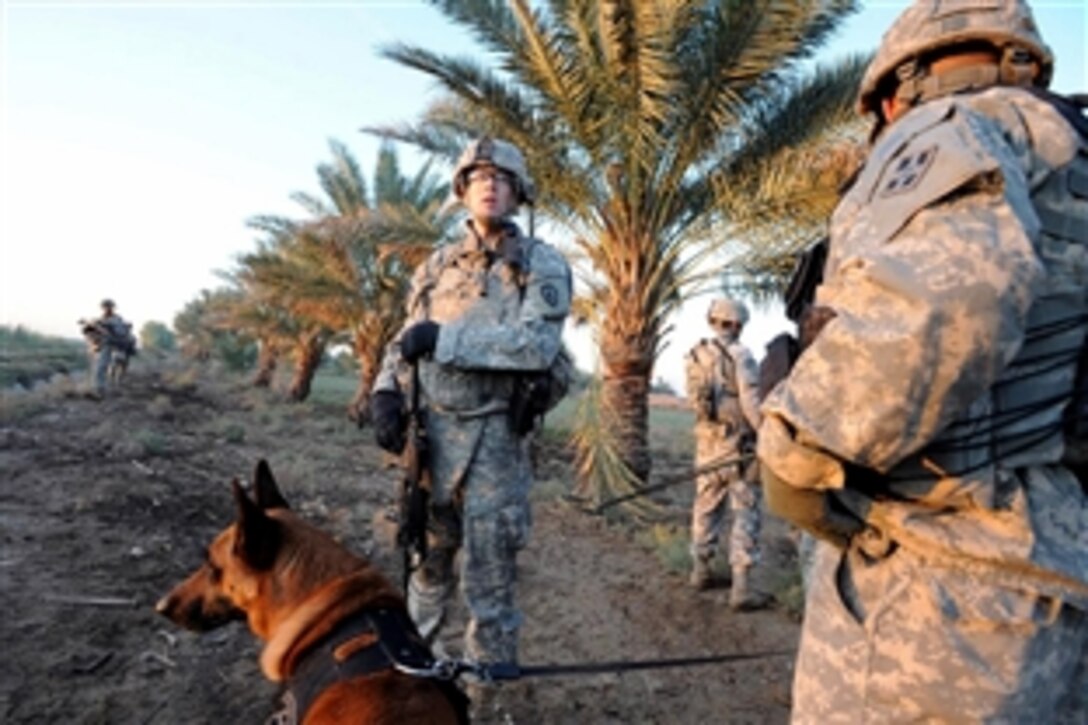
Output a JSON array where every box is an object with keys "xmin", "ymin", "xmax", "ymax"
[
  {"xmin": 254, "ymin": 459, "xmax": 290, "ymax": 510},
  {"xmin": 231, "ymin": 479, "xmax": 280, "ymax": 570}
]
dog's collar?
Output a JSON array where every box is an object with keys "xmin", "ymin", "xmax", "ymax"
[{"xmin": 274, "ymin": 607, "xmax": 435, "ymax": 724}]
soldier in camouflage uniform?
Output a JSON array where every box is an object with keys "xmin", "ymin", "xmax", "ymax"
[
  {"xmin": 758, "ymin": 1, "xmax": 1087, "ymax": 721},
  {"xmin": 371, "ymin": 138, "xmax": 572, "ymax": 683},
  {"xmin": 80, "ymin": 298, "xmax": 135, "ymax": 398},
  {"xmin": 685, "ymin": 298, "xmax": 770, "ymax": 610}
]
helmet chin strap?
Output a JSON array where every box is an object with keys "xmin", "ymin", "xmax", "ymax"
[{"xmin": 893, "ymin": 45, "xmax": 1039, "ymax": 110}]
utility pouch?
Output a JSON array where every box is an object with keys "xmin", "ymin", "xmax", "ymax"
[{"xmin": 509, "ymin": 373, "xmax": 552, "ymax": 436}]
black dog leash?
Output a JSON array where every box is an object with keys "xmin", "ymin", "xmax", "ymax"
[
  {"xmin": 394, "ymin": 648, "xmax": 792, "ymax": 682},
  {"xmin": 591, "ymin": 452, "xmax": 754, "ymax": 513}
]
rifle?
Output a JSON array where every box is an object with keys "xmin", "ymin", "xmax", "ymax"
[{"xmin": 397, "ymin": 364, "xmax": 430, "ymax": 593}]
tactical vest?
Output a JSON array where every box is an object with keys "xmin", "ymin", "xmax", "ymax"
[
  {"xmin": 411, "ymin": 224, "xmax": 570, "ymax": 414},
  {"xmin": 891, "ymin": 89, "xmax": 1088, "ymax": 488},
  {"xmin": 689, "ymin": 339, "xmax": 748, "ymax": 434}
]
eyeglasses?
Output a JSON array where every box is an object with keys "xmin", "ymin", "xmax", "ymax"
[{"xmin": 466, "ymin": 168, "xmax": 514, "ymax": 187}]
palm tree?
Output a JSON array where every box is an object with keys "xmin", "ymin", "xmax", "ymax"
[
  {"xmin": 231, "ymin": 240, "xmax": 337, "ymax": 401},
  {"xmin": 174, "ymin": 287, "xmax": 260, "ymax": 371},
  {"xmin": 245, "ymin": 141, "xmax": 456, "ymax": 411},
  {"xmin": 373, "ymin": 0, "xmax": 868, "ymax": 503}
]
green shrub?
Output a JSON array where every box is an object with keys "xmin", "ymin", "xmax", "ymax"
[
  {"xmin": 0, "ymin": 325, "xmax": 86, "ymax": 388},
  {"xmin": 636, "ymin": 523, "xmax": 691, "ymax": 575}
]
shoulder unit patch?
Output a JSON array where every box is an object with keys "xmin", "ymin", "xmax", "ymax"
[
  {"xmin": 540, "ymin": 283, "xmax": 559, "ymax": 307},
  {"xmin": 880, "ymin": 145, "xmax": 937, "ymax": 197}
]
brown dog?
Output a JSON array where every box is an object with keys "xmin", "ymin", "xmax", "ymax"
[{"xmin": 156, "ymin": 460, "xmax": 468, "ymax": 724}]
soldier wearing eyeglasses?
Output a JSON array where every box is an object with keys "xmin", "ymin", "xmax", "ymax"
[{"xmin": 371, "ymin": 137, "xmax": 572, "ymax": 718}]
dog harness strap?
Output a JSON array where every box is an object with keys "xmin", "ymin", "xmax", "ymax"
[
  {"xmin": 282, "ymin": 610, "xmax": 395, "ymax": 724},
  {"xmin": 367, "ymin": 607, "xmax": 436, "ymax": 672}
]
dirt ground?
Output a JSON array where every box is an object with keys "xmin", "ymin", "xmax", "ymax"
[{"xmin": 0, "ymin": 361, "xmax": 802, "ymax": 724}]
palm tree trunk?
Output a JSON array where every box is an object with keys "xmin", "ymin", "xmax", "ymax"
[
  {"xmin": 253, "ymin": 339, "xmax": 277, "ymax": 388},
  {"xmin": 599, "ymin": 369, "xmax": 652, "ymax": 481},
  {"xmin": 348, "ymin": 345, "xmax": 381, "ymax": 423},
  {"xmin": 591, "ymin": 283, "xmax": 657, "ymax": 491},
  {"xmin": 287, "ymin": 334, "xmax": 325, "ymax": 402}
]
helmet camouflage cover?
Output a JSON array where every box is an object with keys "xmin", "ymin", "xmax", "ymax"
[
  {"xmin": 708, "ymin": 298, "xmax": 749, "ymax": 326},
  {"xmin": 857, "ymin": 0, "xmax": 1053, "ymax": 115},
  {"xmin": 452, "ymin": 137, "xmax": 536, "ymax": 204}
]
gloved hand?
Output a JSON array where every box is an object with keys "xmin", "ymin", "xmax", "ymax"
[
  {"xmin": 370, "ymin": 390, "xmax": 407, "ymax": 454},
  {"xmin": 762, "ymin": 466, "xmax": 864, "ymax": 549},
  {"xmin": 400, "ymin": 321, "xmax": 440, "ymax": 363}
]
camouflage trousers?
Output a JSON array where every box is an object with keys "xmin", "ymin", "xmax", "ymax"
[
  {"xmin": 408, "ymin": 415, "xmax": 532, "ymax": 666},
  {"xmin": 89, "ymin": 346, "xmax": 120, "ymax": 394},
  {"xmin": 792, "ymin": 541, "xmax": 1088, "ymax": 723},
  {"xmin": 690, "ymin": 447, "xmax": 761, "ymax": 568}
]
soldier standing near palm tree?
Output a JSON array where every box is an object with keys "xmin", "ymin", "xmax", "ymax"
[
  {"xmin": 685, "ymin": 298, "xmax": 770, "ymax": 610},
  {"xmin": 79, "ymin": 298, "xmax": 135, "ymax": 399},
  {"xmin": 371, "ymin": 137, "xmax": 572, "ymax": 720}
]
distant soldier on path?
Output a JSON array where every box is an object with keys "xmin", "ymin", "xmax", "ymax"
[
  {"xmin": 685, "ymin": 298, "xmax": 770, "ymax": 610},
  {"xmin": 80, "ymin": 298, "xmax": 136, "ymax": 398}
]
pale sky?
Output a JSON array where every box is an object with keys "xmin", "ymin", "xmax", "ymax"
[{"xmin": 3, "ymin": 1, "xmax": 1085, "ymax": 393}]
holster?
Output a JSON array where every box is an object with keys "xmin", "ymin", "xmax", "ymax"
[{"xmin": 509, "ymin": 372, "xmax": 551, "ymax": 436}]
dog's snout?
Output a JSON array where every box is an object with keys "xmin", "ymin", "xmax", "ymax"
[{"xmin": 155, "ymin": 594, "xmax": 175, "ymax": 617}]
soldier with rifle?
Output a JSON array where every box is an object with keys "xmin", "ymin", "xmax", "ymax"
[
  {"xmin": 370, "ymin": 137, "xmax": 572, "ymax": 721},
  {"xmin": 79, "ymin": 298, "xmax": 136, "ymax": 399},
  {"xmin": 684, "ymin": 298, "xmax": 770, "ymax": 611}
]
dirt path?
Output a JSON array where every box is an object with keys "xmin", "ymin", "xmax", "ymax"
[{"xmin": 0, "ymin": 364, "xmax": 800, "ymax": 723}]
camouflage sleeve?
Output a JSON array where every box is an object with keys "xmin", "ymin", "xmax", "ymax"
[
  {"xmin": 763, "ymin": 102, "xmax": 1044, "ymax": 474},
  {"xmin": 373, "ymin": 252, "xmax": 442, "ymax": 393},
  {"xmin": 729, "ymin": 342, "xmax": 762, "ymax": 430},
  {"xmin": 433, "ymin": 241, "xmax": 571, "ymax": 372}
]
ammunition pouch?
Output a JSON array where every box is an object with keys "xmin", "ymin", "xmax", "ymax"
[{"xmin": 509, "ymin": 372, "xmax": 552, "ymax": 436}]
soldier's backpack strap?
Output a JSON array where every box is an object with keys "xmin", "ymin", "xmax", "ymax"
[{"xmin": 709, "ymin": 338, "xmax": 739, "ymax": 398}]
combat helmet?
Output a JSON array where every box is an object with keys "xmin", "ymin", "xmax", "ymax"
[
  {"xmin": 707, "ymin": 298, "xmax": 749, "ymax": 327},
  {"xmin": 857, "ymin": 0, "xmax": 1053, "ymax": 116},
  {"xmin": 452, "ymin": 137, "xmax": 536, "ymax": 205},
  {"xmin": 101, "ymin": 298, "xmax": 116, "ymax": 310}
]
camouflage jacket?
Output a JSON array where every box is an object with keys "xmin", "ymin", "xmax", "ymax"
[
  {"xmin": 685, "ymin": 335, "xmax": 762, "ymax": 441},
  {"xmin": 374, "ymin": 221, "xmax": 571, "ymax": 510},
  {"xmin": 375, "ymin": 220, "xmax": 571, "ymax": 409},
  {"xmin": 83, "ymin": 315, "xmax": 133, "ymax": 353}
]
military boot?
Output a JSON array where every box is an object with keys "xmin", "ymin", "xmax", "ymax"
[
  {"xmin": 729, "ymin": 566, "xmax": 772, "ymax": 611},
  {"xmin": 689, "ymin": 556, "xmax": 712, "ymax": 590}
]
